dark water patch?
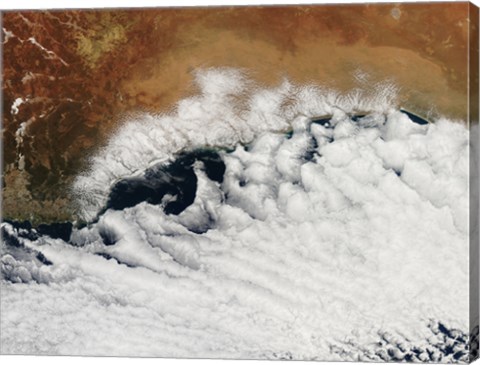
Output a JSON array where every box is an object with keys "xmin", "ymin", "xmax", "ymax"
[
  {"xmin": 403, "ymin": 354, "xmax": 413, "ymax": 361},
  {"xmin": 400, "ymin": 109, "xmax": 429, "ymax": 125},
  {"xmin": 2, "ymin": 220, "xmax": 39, "ymax": 241},
  {"xmin": 1, "ymin": 224, "xmax": 23, "ymax": 248},
  {"xmin": 443, "ymin": 344, "xmax": 455, "ymax": 356},
  {"xmin": 311, "ymin": 116, "xmax": 333, "ymax": 128},
  {"xmin": 36, "ymin": 252, "xmax": 53, "ymax": 266},
  {"xmin": 411, "ymin": 347, "xmax": 422, "ymax": 356},
  {"xmin": 310, "ymin": 113, "xmax": 367, "ymax": 127},
  {"xmin": 1, "ymin": 223, "xmax": 55, "ymax": 275},
  {"xmin": 98, "ymin": 226, "xmax": 118, "ymax": 246},
  {"xmin": 365, "ymin": 322, "xmax": 470, "ymax": 363},
  {"xmin": 105, "ymin": 149, "xmax": 226, "ymax": 216},
  {"xmin": 2, "ymin": 219, "xmax": 72, "ymax": 242},
  {"xmin": 438, "ymin": 322, "xmax": 453, "ymax": 337},
  {"xmin": 3, "ymin": 220, "xmax": 32, "ymax": 230},
  {"xmin": 106, "ymin": 169, "xmax": 196, "ymax": 215},
  {"xmin": 303, "ymin": 135, "xmax": 319, "ymax": 162},
  {"xmin": 175, "ymin": 149, "xmax": 226, "ymax": 184},
  {"xmin": 95, "ymin": 252, "xmax": 135, "ymax": 267},
  {"xmin": 37, "ymin": 222, "xmax": 72, "ymax": 241},
  {"xmin": 75, "ymin": 221, "xmax": 89, "ymax": 230},
  {"xmin": 351, "ymin": 114, "xmax": 366, "ymax": 122}
]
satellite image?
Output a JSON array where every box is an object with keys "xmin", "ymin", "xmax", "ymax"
[{"xmin": 1, "ymin": 2, "xmax": 479, "ymax": 362}]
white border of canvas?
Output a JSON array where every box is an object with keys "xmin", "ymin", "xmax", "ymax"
[{"xmin": 0, "ymin": 1, "xmax": 479, "ymax": 365}]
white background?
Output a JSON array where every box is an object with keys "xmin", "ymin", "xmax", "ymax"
[{"xmin": 1, "ymin": 0, "xmax": 479, "ymax": 364}]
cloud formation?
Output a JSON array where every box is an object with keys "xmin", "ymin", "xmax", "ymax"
[{"xmin": 1, "ymin": 68, "xmax": 471, "ymax": 361}]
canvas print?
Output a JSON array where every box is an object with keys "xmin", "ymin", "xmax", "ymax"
[{"xmin": 1, "ymin": 1, "xmax": 479, "ymax": 362}]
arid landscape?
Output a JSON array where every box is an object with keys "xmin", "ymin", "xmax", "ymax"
[{"xmin": 1, "ymin": 3, "xmax": 477, "ymax": 223}]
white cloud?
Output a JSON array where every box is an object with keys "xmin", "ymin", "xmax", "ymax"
[{"xmin": 1, "ymin": 69, "xmax": 470, "ymax": 361}]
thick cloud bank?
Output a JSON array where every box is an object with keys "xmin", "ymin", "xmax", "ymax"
[{"xmin": 1, "ymin": 69, "xmax": 471, "ymax": 361}]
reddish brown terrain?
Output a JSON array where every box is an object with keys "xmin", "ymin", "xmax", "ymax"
[{"xmin": 1, "ymin": 3, "xmax": 478, "ymax": 223}]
